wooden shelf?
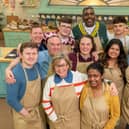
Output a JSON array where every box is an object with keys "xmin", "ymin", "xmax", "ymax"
[{"xmin": 21, "ymin": 5, "xmax": 37, "ymax": 7}]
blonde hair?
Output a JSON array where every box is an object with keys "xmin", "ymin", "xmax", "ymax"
[{"xmin": 51, "ymin": 54, "xmax": 71, "ymax": 73}]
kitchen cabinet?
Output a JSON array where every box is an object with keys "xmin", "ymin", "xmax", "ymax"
[
  {"xmin": 3, "ymin": 28, "xmax": 30, "ymax": 47},
  {"xmin": 0, "ymin": 62, "xmax": 9, "ymax": 97},
  {"xmin": 0, "ymin": 47, "xmax": 15, "ymax": 97}
]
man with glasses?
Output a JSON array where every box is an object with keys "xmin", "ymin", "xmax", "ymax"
[{"xmin": 44, "ymin": 16, "xmax": 75, "ymax": 54}]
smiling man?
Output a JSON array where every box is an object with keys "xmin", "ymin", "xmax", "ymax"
[
  {"xmin": 72, "ymin": 6, "xmax": 108, "ymax": 52},
  {"xmin": 30, "ymin": 24, "xmax": 47, "ymax": 51},
  {"xmin": 6, "ymin": 42, "xmax": 46, "ymax": 129}
]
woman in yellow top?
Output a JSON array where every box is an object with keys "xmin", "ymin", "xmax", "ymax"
[{"xmin": 80, "ymin": 62, "xmax": 120, "ymax": 129}]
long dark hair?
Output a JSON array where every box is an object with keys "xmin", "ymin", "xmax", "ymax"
[{"xmin": 102, "ymin": 38, "xmax": 128, "ymax": 82}]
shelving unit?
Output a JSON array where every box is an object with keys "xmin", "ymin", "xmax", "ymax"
[
  {"xmin": 38, "ymin": 13, "xmax": 129, "ymax": 27},
  {"xmin": 0, "ymin": 12, "xmax": 4, "ymax": 31},
  {"xmin": 0, "ymin": 47, "xmax": 15, "ymax": 97},
  {"xmin": 20, "ymin": 0, "xmax": 40, "ymax": 8},
  {"xmin": 3, "ymin": 30, "xmax": 30, "ymax": 47}
]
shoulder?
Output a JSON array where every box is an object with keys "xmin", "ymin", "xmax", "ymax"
[
  {"xmin": 98, "ymin": 21, "xmax": 107, "ymax": 31},
  {"xmin": 38, "ymin": 50, "xmax": 49, "ymax": 57},
  {"xmin": 11, "ymin": 63, "xmax": 25, "ymax": 84},
  {"xmin": 35, "ymin": 63, "xmax": 47, "ymax": 79},
  {"xmin": 108, "ymin": 33, "xmax": 114, "ymax": 40},
  {"xmin": 47, "ymin": 74, "xmax": 55, "ymax": 81},
  {"xmin": 99, "ymin": 21, "xmax": 106, "ymax": 27},
  {"xmin": 12, "ymin": 63, "xmax": 22, "ymax": 71},
  {"xmin": 72, "ymin": 71, "xmax": 88, "ymax": 81},
  {"xmin": 80, "ymin": 82, "xmax": 89, "ymax": 110},
  {"xmin": 12, "ymin": 63, "xmax": 24, "ymax": 78},
  {"xmin": 125, "ymin": 35, "xmax": 129, "ymax": 42},
  {"xmin": 73, "ymin": 23, "xmax": 79, "ymax": 29},
  {"xmin": 38, "ymin": 50, "xmax": 50, "ymax": 62},
  {"xmin": 72, "ymin": 24, "xmax": 79, "ymax": 30},
  {"xmin": 68, "ymin": 52, "xmax": 77, "ymax": 60},
  {"xmin": 45, "ymin": 74, "xmax": 55, "ymax": 87},
  {"xmin": 35, "ymin": 63, "xmax": 42, "ymax": 73}
]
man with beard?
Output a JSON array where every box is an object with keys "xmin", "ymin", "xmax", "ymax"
[{"xmin": 72, "ymin": 6, "xmax": 108, "ymax": 53}]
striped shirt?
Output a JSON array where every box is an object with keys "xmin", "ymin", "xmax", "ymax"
[
  {"xmin": 42, "ymin": 71, "xmax": 87, "ymax": 121},
  {"xmin": 44, "ymin": 31, "xmax": 75, "ymax": 45}
]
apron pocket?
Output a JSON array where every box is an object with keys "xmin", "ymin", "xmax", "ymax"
[
  {"xmin": 24, "ymin": 109, "xmax": 40, "ymax": 122},
  {"xmin": 52, "ymin": 119, "xmax": 63, "ymax": 129}
]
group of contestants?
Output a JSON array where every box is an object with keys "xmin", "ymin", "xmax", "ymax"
[{"xmin": 5, "ymin": 6, "xmax": 129, "ymax": 129}]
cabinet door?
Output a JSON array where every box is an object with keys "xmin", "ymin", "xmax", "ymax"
[
  {"xmin": 0, "ymin": 62, "xmax": 9, "ymax": 97},
  {"xmin": 4, "ymin": 31, "xmax": 30, "ymax": 47}
]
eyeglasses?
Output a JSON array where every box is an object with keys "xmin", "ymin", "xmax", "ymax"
[{"xmin": 55, "ymin": 63, "xmax": 68, "ymax": 68}]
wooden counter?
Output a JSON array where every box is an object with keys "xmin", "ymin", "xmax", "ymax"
[{"xmin": 0, "ymin": 47, "xmax": 15, "ymax": 97}]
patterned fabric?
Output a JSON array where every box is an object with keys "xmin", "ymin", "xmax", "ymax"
[
  {"xmin": 44, "ymin": 31, "xmax": 75, "ymax": 45},
  {"xmin": 68, "ymin": 52, "xmax": 95, "ymax": 71},
  {"xmin": 78, "ymin": 21, "xmax": 99, "ymax": 37},
  {"xmin": 72, "ymin": 21, "xmax": 108, "ymax": 49}
]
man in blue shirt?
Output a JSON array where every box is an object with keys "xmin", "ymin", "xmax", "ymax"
[
  {"xmin": 5, "ymin": 35, "xmax": 62, "ymax": 83},
  {"xmin": 38, "ymin": 35, "xmax": 63, "ymax": 76},
  {"xmin": 6, "ymin": 42, "xmax": 45, "ymax": 129}
]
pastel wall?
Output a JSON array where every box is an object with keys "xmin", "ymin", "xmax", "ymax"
[
  {"xmin": 3, "ymin": 0, "xmax": 129, "ymax": 20},
  {"xmin": 32, "ymin": 0, "xmax": 129, "ymax": 15}
]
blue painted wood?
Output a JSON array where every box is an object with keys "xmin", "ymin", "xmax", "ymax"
[
  {"xmin": 4, "ymin": 31, "xmax": 30, "ymax": 47},
  {"xmin": 0, "ymin": 62, "xmax": 8, "ymax": 97}
]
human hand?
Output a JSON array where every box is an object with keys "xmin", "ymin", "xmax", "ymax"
[
  {"xmin": 5, "ymin": 68, "xmax": 16, "ymax": 84},
  {"xmin": 92, "ymin": 51, "xmax": 99, "ymax": 61},
  {"xmin": 109, "ymin": 82, "xmax": 118, "ymax": 96},
  {"xmin": 20, "ymin": 108, "xmax": 30, "ymax": 117}
]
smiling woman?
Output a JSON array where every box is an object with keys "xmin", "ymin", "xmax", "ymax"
[
  {"xmin": 68, "ymin": 35, "xmax": 98, "ymax": 73},
  {"xmin": 80, "ymin": 62, "xmax": 120, "ymax": 129},
  {"xmin": 101, "ymin": 39, "xmax": 128, "ymax": 129},
  {"xmin": 51, "ymin": 54, "xmax": 71, "ymax": 78},
  {"xmin": 101, "ymin": 38, "xmax": 128, "ymax": 101},
  {"xmin": 42, "ymin": 54, "xmax": 87, "ymax": 129}
]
